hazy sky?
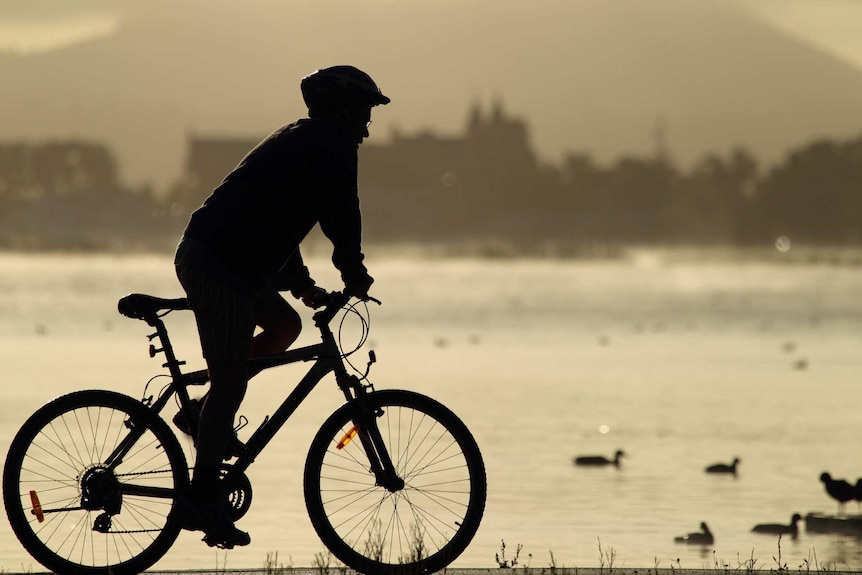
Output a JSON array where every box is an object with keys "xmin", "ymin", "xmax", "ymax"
[
  {"xmin": 3, "ymin": 0, "xmax": 862, "ymax": 66},
  {"xmin": 744, "ymin": 0, "xmax": 862, "ymax": 71},
  {"xmin": 3, "ymin": 0, "xmax": 862, "ymax": 188}
]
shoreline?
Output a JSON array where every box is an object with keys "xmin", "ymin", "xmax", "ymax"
[{"xmin": 4, "ymin": 242, "xmax": 862, "ymax": 267}]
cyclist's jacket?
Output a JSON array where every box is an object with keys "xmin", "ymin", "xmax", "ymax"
[{"xmin": 176, "ymin": 117, "xmax": 373, "ymax": 297}]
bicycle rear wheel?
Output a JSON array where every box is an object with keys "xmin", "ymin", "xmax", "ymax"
[
  {"xmin": 304, "ymin": 389, "xmax": 486, "ymax": 575},
  {"xmin": 3, "ymin": 390, "xmax": 189, "ymax": 575}
]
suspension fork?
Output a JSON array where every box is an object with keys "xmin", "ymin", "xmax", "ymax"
[{"xmin": 342, "ymin": 378, "xmax": 404, "ymax": 492}]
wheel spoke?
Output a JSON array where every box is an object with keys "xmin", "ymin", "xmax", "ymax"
[
  {"xmin": 4, "ymin": 391, "xmax": 188, "ymax": 575},
  {"xmin": 306, "ymin": 390, "xmax": 485, "ymax": 575}
]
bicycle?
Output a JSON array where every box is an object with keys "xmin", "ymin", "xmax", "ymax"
[{"xmin": 3, "ymin": 291, "xmax": 486, "ymax": 575}]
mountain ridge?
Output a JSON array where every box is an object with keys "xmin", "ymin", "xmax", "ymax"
[{"xmin": 2, "ymin": 0, "xmax": 862, "ymax": 187}]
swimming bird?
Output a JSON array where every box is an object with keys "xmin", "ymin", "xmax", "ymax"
[
  {"xmin": 820, "ymin": 472, "xmax": 854, "ymax": 515},
  {"xmin": 573, "ymin": 449, "xmax": 625, "ymax": 467},
  {"xmin": 674, "ymin": 522, "xmax": 714, "ymax": 545},
  {"xmin": 705, "ymin": 458, "xmax": 740, "ymax": 475},
  {"xmin": 751, "ymin": 513, "xmax": 802, "ymax": 537}
]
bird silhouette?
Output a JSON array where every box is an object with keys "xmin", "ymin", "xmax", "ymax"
[
  {"xmin": 573, "ymin": 449, "xmax": 625, "ymax": 467},
  {"xmin": 751, "ymin": 513, "xmax": 802, "ymax": 537},
  {"xmin": 705, "ymin": 458, "xmax": 740, "ymax": 475},
  {"xmin": 674, "ymin": 522, "xmax": 714, "ymax": 545},
  {"xmin": 820, "ymin": 472, "xmax": 855, "ymax": 515}
]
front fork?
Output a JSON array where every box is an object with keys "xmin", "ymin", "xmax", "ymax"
[{"xmin": 339, "ymin": 376, "xmax": 405, "ymax": 492}]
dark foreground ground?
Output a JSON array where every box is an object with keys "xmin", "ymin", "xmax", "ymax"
[
  {"xmin": 141, "ymin": 570, "xmax": 859, "ymax": 575},
  {"xmin": 7, "ymin": 570, "xmax": 861, "ymax": 575}
]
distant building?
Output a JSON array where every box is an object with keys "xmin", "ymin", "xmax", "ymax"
[
  {"xmin": 0, "ymin": 141, "xmax": 120, "ymax": 202},
  {"xmin": 168, "ymin": 101, "xmax": 542, "ymax": 239}
]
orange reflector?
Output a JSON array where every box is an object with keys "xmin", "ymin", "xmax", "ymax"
[
  {"xmin": 30, "ymin": 490, "xmax": 44, "ymax": 523},
  {"xmin": 336, "ymin": 426, "xmax": 359, "ymax": 449}
]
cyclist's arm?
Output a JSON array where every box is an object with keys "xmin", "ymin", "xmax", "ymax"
[
  {"xmin": 317, "ymin": 142, "xmax": 374, "ymax": 296},
  {"xmin": 271, "ymin": 249, "xmax": 316, "ymax": 298}
]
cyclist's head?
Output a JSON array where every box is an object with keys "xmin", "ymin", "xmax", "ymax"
[
  {"xmin": 301, "ymin": 65, "xmax": 390, "ymax": 116},
  {"xmin": 301, "ymin": 65, "xmax": 389, "ymax": 144}
]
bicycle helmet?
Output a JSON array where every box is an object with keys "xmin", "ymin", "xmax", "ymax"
[{"xmin": 301, "ymin": 65, "xmax": 390, "ymax": 117}]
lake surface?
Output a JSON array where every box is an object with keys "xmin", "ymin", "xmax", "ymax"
[{"xmin": 1, "ymin": 251, "xmax": 861, "ymax": 572}]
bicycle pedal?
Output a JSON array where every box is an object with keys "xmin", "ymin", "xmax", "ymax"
[{"xmin": 202, "ymin": 535, "xmax": 234, "ymax": 550}]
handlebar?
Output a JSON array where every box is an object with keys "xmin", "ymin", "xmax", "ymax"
[{"xmin": 312, "ymin": 291, "xmax": 380, "ymax": 326}]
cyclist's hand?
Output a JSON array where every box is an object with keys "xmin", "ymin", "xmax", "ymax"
[
  {"xmin": 299, "ymin": 286, "xmax": 329, "ymax": 309},
  {"xmin": 344, "ymin": 289, "xmax": 381, "ymax": 305},
  {"xmin": 344, "ymin": 274, "xmax": 374, "ymax": 300}
]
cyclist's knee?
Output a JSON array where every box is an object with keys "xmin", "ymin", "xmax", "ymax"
[
  {"xmin": 254, "ymin": 305, "xmax": 301, "ymax": 355},
  {"xmin": 272, "ymin": 308, "xmax": 302, "ymax": 342}
]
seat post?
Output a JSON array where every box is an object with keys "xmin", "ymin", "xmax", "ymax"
[{"xmin": 145, "ymin": 315, "xmax": 186, "ymax": 380}]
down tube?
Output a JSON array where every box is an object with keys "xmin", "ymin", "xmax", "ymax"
[{"xmin": 234, "ymin": 359, "xmax": 336, "ymax": 471}]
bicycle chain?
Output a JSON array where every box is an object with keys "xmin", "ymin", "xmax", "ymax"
[
  {"xmin": 113, "ymin": 468, "xmax": 190, "ymax": 478},
  {"xmin": 95, "ymin": 468, "xmax": 193, "ymax": 534},
  {"xmin": 108, "ymin": 527, "xmax": 162, "ymax": 534}
]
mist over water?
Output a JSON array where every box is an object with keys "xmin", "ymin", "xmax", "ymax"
[{"xmin": 1, "ymin": 251, "xmax": 861, "ymax": 571}]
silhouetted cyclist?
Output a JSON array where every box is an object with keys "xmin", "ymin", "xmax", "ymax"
[{"xmin": 172, "ymin": 65, "xmax": 389, "ymax": 548}]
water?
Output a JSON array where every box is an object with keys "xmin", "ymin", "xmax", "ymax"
[{"xmin": 1, "ymin": 251, "xmax": 861, "ymax": 572}]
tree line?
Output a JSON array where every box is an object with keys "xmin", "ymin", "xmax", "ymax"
[
  {"xmin": 0, "ymin": 109, "xmax": 860, "ymax": 253},
  {"xmin": 354, "ymin": 103, "xmax": 862, "ymax": 252}
]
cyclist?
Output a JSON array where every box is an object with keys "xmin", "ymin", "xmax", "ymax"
[{"xmin": 172, "ymin": 65, "xmax": 389, "ymax": 548}]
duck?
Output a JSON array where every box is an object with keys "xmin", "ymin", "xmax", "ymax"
[
  {"xmin": 705, "ymin": 457, "xmax": 740, "ymax": 475},
  {"xmin": 751, "ymin": 513, "xmax": 802, "ymax": 537},
  {"xmin": 674, "ymin": 522, "xmax": 714, "ymax": 545},
  {"xmin": 820, "ymin": 472, "xmax": 855, "ymax": 514},
  {"xmin": 573, "ymin": 449, "xmax": 625, "ymax": 467}
]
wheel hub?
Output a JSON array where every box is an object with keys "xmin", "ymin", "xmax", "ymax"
[{"xmin": 80, "ymin": 466, "xmax": 123, "ymax": 515}]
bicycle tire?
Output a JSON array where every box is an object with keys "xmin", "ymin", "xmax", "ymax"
[
  {"xmin": 3, "ymin": 390, "xmax": 189, "ymax": 575},
  {"xmin": 304, "ymin": 389, "xmax": 486, "ymax": 575}
]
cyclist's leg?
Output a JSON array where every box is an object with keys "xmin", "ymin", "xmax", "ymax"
[
  {"xmin": 251, "ymin": 286, "xmax": 301, "ymax": 357},
  {"xmin": 173, "ymin": 286, "xmax": 299, "ymax": 452},
  {"xmin": 176, "ymin": 263, "xmax": 254, "ymax": 546},
  {"xmin": 196, "ymin": 360, "xmax": 248, "ymax": 493}
]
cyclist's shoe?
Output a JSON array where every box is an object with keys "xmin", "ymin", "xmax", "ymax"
[
  {"xmin": 202, "ymin": 527, "xmax": 251, "ymax": 550},
  {"xmin": 222, "ymin": 436, "xmax": 246, "ymax": 460},
  {"xmin": 172, "ymin": 398, "xmax": 246, "ymax": 460},
  {"xmin": 173, "ymin": 496, "xmax": 251, "ymax": 549}
]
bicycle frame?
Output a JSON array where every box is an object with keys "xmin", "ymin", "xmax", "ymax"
[{"xmin": 109, "ymin": 293, "xmax": 403, "ymax": 503}]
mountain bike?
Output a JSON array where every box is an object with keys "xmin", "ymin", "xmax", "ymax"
[{"xmin": 3, "ymin": 291, "xmax": 486, "ymax": 575}]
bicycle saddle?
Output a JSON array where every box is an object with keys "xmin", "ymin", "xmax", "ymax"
[{"xmin": 118, "ymin": 293, "xmax": 189, "ymax": 319}]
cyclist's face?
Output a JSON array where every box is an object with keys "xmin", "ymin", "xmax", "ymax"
[{"xmin": 348, "ymin": 107, "xmax": 372, "ymax": 146}]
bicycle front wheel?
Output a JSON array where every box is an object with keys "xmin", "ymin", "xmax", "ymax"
[
  {"xmin": 3, "ymin": 390, "xmax": 189, "ymax": 575},
  {"xmin": 304, "ymin": 389, "xmax": 486, "ymax": 575}
]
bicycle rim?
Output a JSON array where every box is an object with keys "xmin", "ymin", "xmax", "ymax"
[
  {"xmin": 3, "ymin": 390, "xmax": 188, "ymax": 575},
  {"xmin": 304, "ymin": 389, "xmax": 486, "ymax": 575}
]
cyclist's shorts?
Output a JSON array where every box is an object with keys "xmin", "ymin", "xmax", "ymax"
[{"xmin": 176, "ymin": 264, "xmax": 286, "ymax": 362}]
